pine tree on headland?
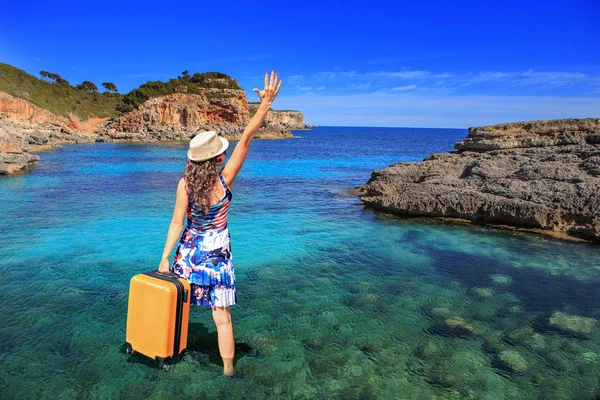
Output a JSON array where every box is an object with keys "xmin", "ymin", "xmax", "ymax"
[
  {"xmin": 39, "ymin": 71, "xmax": 70, "ymax": 87},
  {"xmin": 102, "ymin": 82, "xmax": 118, "ymax": 94},
  {"xmin": 40, "ymin": 71, "xmax": 51, "ymax": 82},
  {"xmin": 75, "ymin": 81, "xmax": 99, "ymax": 94},
  {"xmin": 191, "ymin": 72, "xmax": 206, "ymax": 84}
]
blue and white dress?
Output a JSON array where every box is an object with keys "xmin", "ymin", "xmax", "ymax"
[{"xmin": 172, "ymin": 174, "xmax": 236, "ymax": 307}]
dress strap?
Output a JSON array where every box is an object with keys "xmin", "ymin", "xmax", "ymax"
[{"xmin": 219, "ymin": 173, "xmax": 231, "ymax": 194}]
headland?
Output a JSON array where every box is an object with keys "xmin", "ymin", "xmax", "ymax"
[
  {"xmin": 0, "ymin": 63, "xmax": 312, "ymax": 174},
  {"xmin": 360, "ymin": 118, "xmax": 600, "ymax": 243}
]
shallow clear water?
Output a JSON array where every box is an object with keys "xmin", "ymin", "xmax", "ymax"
[{"xmin": 1, "ymin": 127, "xmax": 599, "ymax": 399}]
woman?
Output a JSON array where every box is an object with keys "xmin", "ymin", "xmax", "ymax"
[{"xmin": 159, "ymin": 71, "xmax": 282, "ymax": 376}]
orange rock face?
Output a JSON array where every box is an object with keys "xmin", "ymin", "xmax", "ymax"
[
  {"xmin": 68, "ymin": 115, "xmax": 109, "ymax": 133},
  {"xmin": 0, "ymin": 92, "xmax": 106, "ymax": 133},
  {"xmin": 0, "ymin": 88, "xmax": 309, "ymax": 149},
  {"xmin": 0, "ymin": 92, "xmax": 68, "ymax": 124},
  {"xmin": 108, "ymin": 90, "xmax": 249, "ymax": 134},
  {"xmin": 0, "ymin": 87, "xmax": 309, "ymax": 174}
]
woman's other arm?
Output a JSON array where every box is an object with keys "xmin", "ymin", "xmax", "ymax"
[
  {"xmin": 158, "ymin": 178, "xmax": 188, "ymax": 273},
  {"xmin": 221, "ymin": 70, "xmax": 283, "ymax": 188}
]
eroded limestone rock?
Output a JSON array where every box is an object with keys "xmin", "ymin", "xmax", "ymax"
[
  {"xmin": 0, "ymin": 115, "xmax": 39, "ymax": 174},
  {"xmin": 361, "ymin": 118, "xmax": 600, "ymax": 243}
]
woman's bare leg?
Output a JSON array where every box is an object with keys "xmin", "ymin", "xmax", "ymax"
[{"xmin": 212, "ymin": 305, "xmax": 235, "ymax": 376}]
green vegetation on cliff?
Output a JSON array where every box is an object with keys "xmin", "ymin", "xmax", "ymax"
[
  {"xmin": 0, "ymin": 63, "xmax": 243, "ymax": 120},
  {"xmin": 118, "ymin": 71, "xmax": 242, "ymax": 113},
  {"xmin": 0, "ymin": 63, "xmax": 122, "ymax": 119}
]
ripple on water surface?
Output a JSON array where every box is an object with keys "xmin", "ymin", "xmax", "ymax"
[{"xmin": 1, "ymin": 127, "xmax": 599, "ymax": 399}]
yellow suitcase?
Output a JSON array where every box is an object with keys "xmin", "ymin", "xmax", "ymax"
[{"xmin": 125, "ymin": 270, "xmax": 191, "ymax": 370}]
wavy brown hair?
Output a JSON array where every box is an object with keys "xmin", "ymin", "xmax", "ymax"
[{"xmin": 184, "ymin": 158, "xmax": 220, "ymax": 211}]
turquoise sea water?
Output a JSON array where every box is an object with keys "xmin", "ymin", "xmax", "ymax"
[{"xmin": 1, "ymin": 126, "xmax": 600, "ymax": 399}]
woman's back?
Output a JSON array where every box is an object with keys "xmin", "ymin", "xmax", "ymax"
[{"xmin": 186, "ymin": 174, "xmax": 232, "ymax": 232}]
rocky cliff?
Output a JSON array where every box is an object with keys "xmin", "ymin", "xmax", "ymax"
[
  {"xmin": 0, "ymin": 91, "xmax": 68, "ymax": 124},
  {"xmin": 104, "ymin": 90, "xmax": 249, "ymax": 140},
  {"xmin": 360, "ymin": 118, "xmax": 600, "ymax": 243},
  {"xmin": 249, "ymin": 104, "xmax": 312, "ymax": 135},
  {"xmin": 101, "ymin": 96, "xmax": 309, "ymax": 142},
  {"xmin": 0, "ymin": 91, "xmax": 108, "ymax": 133},
  {"xmin": 0, "ymin": 92, "xmax": 106, "ymax": 174},
  {"xmin": 0, "ymin": 88, "xmax": 310, "ymax": 173},
  {"xmin": 455, "ymin": 119, "xmax": 600, "ymax": 151},
  {"xmin": 0, "ymin": 115, "xmax": 40, "ymax": 174}
]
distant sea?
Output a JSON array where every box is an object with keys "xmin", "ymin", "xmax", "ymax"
[{"xmin": 1, "ymin": 127, "xmax": 599, "ymax": 399}]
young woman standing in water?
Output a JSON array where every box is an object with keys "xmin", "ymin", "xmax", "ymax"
[{"xmin": 159, "ymin": 71, "xmax": 283, "ymax": 376}]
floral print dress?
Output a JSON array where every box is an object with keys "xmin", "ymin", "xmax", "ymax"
[{"xmin": 172, "ymin": 174, "xmax": 236, "ymax": 307}]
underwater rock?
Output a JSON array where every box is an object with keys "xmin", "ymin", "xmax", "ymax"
[
  {"xmin": 364, "ymin": 293, "xmax": 379, "ymax": 303},
  {"xmin": 506, "ymin": 305, "xmax": 523, "ymax": 314},
  {"xmin": 482, "ymin": 334, "xmax": 507, "ymax": 354},
  {"xmin": 472, "ymin": 287, "xmax": 494, "ymax": 298},
  {"xmin": 422, "ymin": 351, "xmax": 486, "ymax": 389},
  {"xmin": 506, "ymin": 327, "xmax": 547, "ymax": 350},
  {"xmin": 490, "ymin": 274, "xmax": 513, "ymax": 285},
  {"xmin": 549, "ymin": 311, "xmax": 597, "ymax": 338},
  {"xmin": 441, "ymin": 316, "xmax": 476, "ymax": 337},
  {"xmin": 423, "ymin": 364, "xmax": 471, "ymax": 388},
  {"xmin": 416, "ymin": 341, "xmax": 442, "ymax": 360},
  {"xmin": 428, "ymin": 306, "xmax": 454, "ymax": 319},
  {"xmin": 497, "ymin": 350, "xmax": 528, "ymax": 373},
  {"xmin": 471, "ymin": 301, "xmax": 501, "ymax": 321}
]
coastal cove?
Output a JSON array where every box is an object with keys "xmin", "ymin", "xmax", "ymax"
[{"xmin": 2, "ymin": 126, "xmax": 600, "ymax": 399}]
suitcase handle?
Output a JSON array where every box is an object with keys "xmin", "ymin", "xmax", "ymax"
[{"xmin": 155, "ymin": 269, "xmax": 178, "ymax": 278}]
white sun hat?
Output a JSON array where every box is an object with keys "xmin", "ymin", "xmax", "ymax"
[{"xmin": 187, "ymin": 131, "xmax": 229, "ymax": 161}]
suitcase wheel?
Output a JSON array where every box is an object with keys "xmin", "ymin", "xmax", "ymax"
[
  {"xmin": 156, "ymin": 356, "xmax": 171, "ymax": 371},
  {"xmin": 159, "ymin": 362, "xmax": 170, "ymax": 371},
  {"xmin": 125, "ymin": 343, "xmax": 135, "ymax": 355}
]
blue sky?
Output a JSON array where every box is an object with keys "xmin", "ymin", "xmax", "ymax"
[{"xmin": 1, "ymin": 0, "xmax": 599, "ymax": 128}]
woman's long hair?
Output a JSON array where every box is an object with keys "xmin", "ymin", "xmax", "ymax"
[{"xmin": 184, "ymin": 158, "xmax": 220, "ymax": 210}]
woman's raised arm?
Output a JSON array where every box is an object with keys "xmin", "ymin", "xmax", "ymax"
[{"xmin": 221, "ymin": 70, "xmax": 283, "ymax": 188}]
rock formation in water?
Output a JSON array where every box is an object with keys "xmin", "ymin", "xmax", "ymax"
[{"xmin": 360, "ymin": 118, "xmax": 600, "ymax": 243}]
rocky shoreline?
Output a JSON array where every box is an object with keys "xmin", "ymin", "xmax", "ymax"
[
  {"xmin": 0, "ymin": 91, "xmax": 312, "ymax": 174},
  {"xmin": 360, "ymin": 118, "xmax": 600, "ymax": 243}
]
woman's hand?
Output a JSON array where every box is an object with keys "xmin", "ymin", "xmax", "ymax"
[
  {"xmin": 221, "ymin": 70, "xmax": 283, "ymax": 188},
  {"xmin": 158, "ymin": 259, "xmax": 170, "ymax": 274},
  {"xmin": 253, "ymin": 70, "xmax": 283, "ymax": 106}
]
